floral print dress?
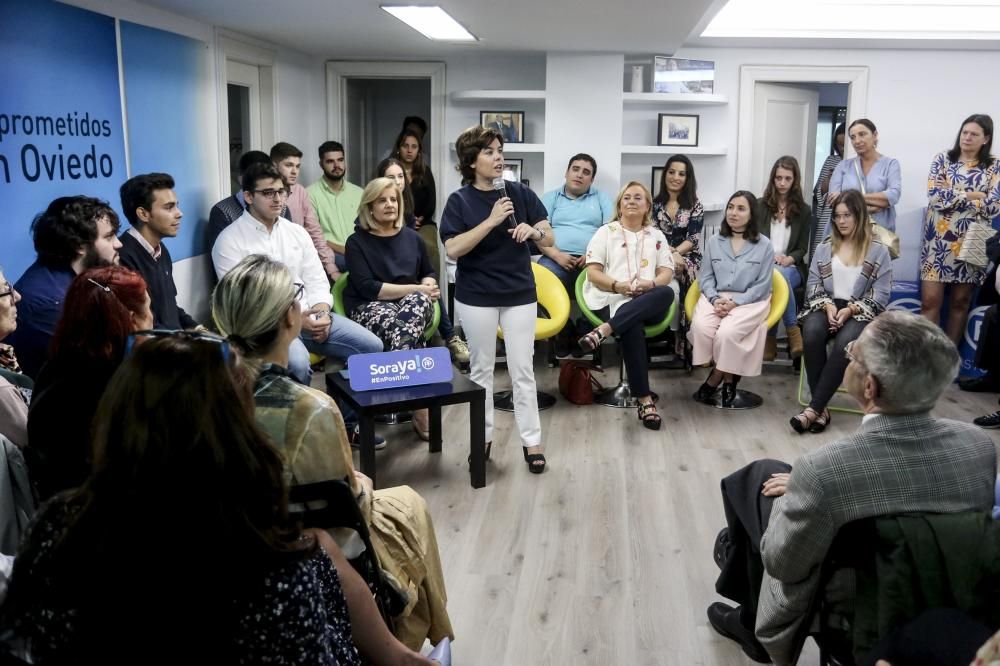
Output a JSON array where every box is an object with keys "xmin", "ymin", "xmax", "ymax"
[
  {"xmin": 920, "ymin": 152, "xmax": 1000, "ymax": 284},
  {"xmin": 651, "ymin": 200, "xmax": 704, "ymax": 285}
]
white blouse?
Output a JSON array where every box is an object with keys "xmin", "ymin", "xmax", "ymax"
[
  {"xmin": 831, "ymin": 254, "xmax": 863, "ymax": 301},
  {"xmin": 769, "ymin": 218, "xmax": 790, "ymax": 256},
  {"xmin": 582, "ymin": 221, "xmax": 672, "ymax": 316}
]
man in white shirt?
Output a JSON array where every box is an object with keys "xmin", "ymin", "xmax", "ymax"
[{"xmin": 212, "ymin": 162, "xmax": 382, "ymax": 384}]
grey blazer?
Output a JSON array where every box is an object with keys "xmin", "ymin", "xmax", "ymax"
[{"xmin": 755, "ymin": 413, "xmax": 998, "ymax": 665}]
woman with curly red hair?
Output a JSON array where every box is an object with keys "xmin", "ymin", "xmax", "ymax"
[{"xmin": 27, "ymin": 265, "xmax": 153, "ymax": 499}]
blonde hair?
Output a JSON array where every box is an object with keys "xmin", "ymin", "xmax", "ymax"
[
  {"xmin": 357, "ymin": 177, "xmax": 404, "ymax": 231},
  {"xmin": 829, "ymin": 190, "xmax": 873, "ymax": 265},
  {"xmin": 614, "ymin": 181, "xmax": 654, "ymax": 227},
  {"xmin": 211, "ymin": 255, "xmax": 297, "ymax": 369}
]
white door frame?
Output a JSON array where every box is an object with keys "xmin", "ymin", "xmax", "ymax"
[
  {"xmin": 736, "ymin": 65, "xmax": 868, "ymax": 188},
  {"xmin": 215, "ymin": 32, "xmax": 277, "ymax": 200},
  {"xmin": 325, "ymin": 60, "xmax": 446, "ymax": 189}
]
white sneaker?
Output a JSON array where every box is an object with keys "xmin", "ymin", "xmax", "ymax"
[{"xmin": 446, "ymin": 335, "xmax": 470, "ymax": 363}]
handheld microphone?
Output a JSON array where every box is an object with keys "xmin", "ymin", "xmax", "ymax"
[{"xmin": 492, "ymin": 177, "xmax": 517, "ymax": 228}]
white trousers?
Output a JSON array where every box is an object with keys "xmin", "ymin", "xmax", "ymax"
[{"xmin": 456, "ymin": 300, "xmax": 541, "ymax": 447}]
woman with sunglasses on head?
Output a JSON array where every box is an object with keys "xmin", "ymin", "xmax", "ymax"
[
  {"xmin": 26, "ymin": 265, "xmax": 153, "ymax": 501},
  {"xmin": 828, "ymin": 118, "xmax": 902, "ymax": 232},
  {"xmin": 375, "ymin": 158, "xmax": 469, "ymax": 365},
  {"xmin": 213, "ymin": 254, "xmax": 454, "ymax": 651},
  {"xmin": 920, "ymin": 114, "xmax": 999, "ymax": 346},
  {"xmin": 792, "ymin": 190, "xmax": 892, "ymax": 434},
  {"xmin": 2, "ymin": 333, "xmax": 437, "ymax": 664}
]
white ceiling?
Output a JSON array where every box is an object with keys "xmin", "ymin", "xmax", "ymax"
[{"xmin": 134, "ymin": 0, "xmax": 725, "ymax": 58}]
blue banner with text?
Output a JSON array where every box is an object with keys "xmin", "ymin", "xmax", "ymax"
[{"xmin": 348, "ymin": 347, "xmax": 454, "ymax": 392}]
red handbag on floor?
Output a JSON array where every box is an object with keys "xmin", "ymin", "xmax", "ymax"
[{"xmin": 558, "ymin": 360, "xmax": 604, "ymax": 405}]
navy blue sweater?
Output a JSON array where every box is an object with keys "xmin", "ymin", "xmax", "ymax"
[
  {"xmin": 117, "ymin": 232, "xmax": 198, "ymax": 329},
  {"xmin": 439, "ymin": 181, "xmax": 547, "ymax": 307}
]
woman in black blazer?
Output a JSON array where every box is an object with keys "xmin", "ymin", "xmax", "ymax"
[{"xmin": 757, "ymin": 155, "xmax": 811, "ymax": 360}]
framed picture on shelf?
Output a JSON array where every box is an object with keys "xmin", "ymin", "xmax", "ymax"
[
  {"xmin": 658, "ymin": 113, "xmax": 699, "ymax": 147},
  {"xmin": 651, "ymin": 166, "xmax": 665, "ymax": 195},
  {"xmin": 502, "ymin": 158, "xmax": 522, "ymax": 182},
  {"xmin": 653, "ymin": 57, "xmax": 715, "ymax": 94},
  {"xmin": 480, "ymin": 111, "xmax": 524, "ymax": 143}
]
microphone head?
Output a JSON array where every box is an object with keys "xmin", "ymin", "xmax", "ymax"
[{"xmin": 492, "ymin": 176, "xmax": 507, "ymax": 193}]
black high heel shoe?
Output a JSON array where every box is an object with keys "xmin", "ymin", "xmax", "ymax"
[
  {"xmin": 693, "ymin": 382, "xmax": 719, "ymax": 404},
  {"xmin": 721, "ymin": 382, "xmax": 737, "ymax": 408},
  {"xmin": 523, "ymin": 446, "xmax": 546, "ymax": 474},
  {"xmin": 808, "ymin": 410, "xmax": 831, "ymax": 433},
  {"xmin": 468, "ymin": 441, "xmax": 492, "ymax": 466}
]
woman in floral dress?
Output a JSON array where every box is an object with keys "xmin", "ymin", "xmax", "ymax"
[
  {"xmin": 652, "ymin": 155, "xmax": 704, "ymax": 351},
  {"xmin": 920, "ymin": 114, "xmax": 1000, "ymax": 345}
]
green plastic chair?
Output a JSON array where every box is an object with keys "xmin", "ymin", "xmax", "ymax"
[
  {"xmin": 573, "ymin": 270, "xmax": 677, "ymax": 408},
  {"xmin": 333, "ymin": 272, "xmax": 441, "ymax": 341}
]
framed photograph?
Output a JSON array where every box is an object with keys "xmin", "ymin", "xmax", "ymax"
[
  {"xmin": 657, "ymin": 113, "xmax": 699, "ymax": 147},
  {"xmin": 651, "ymin": 166, "xmax": 664, "ymax": 195},
  {"xmin": 480, "ymin": 110, "xmax": 524, "ymax": 143},
  {"xmin": 653, "ymin": 57, "xmax": 715, "ymax": 94},
  {"xmin": 502, "ymin": 158, "xmax": 522, "ymax": 182}
]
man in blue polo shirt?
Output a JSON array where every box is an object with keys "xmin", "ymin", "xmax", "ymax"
[{"xmin": 539, "ymin": 153, "xmax": 613, "ymax": 353}]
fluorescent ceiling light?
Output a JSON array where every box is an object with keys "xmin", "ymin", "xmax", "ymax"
[
  {"xmin": 702, "ymin": 0, "xmax": 1000, "ymax": 39},
  {"xmin": 381, "ymin": 5, "xmax": 477, "ymax": 41}
]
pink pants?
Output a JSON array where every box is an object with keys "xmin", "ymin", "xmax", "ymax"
[{"xmin": 689, "ymin": 294, "xmax": 771, "ymax": 377}]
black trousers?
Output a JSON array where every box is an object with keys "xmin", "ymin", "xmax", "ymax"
[
  {"xmin": 861, "ymin": 608, "xmax": 995, "ymax": 666},
  {"xmin": 715, "ymin": 458, "xmax": 793, "ymax": 629},
  {"xmin": 975, "ymin": 304, "xmax": 1000, "ymax": 377},
  {"xmin": 801, "ymin": 303, "xmax": 869, "ymax": 412},
  {"xmin": 595, "ymin": 286, "xmax": 674, "ymax": 398}
]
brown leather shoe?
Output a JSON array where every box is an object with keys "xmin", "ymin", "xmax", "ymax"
[
  {"xmin": 786, "ymin": 324, "xmax": 804, "ymax": 359},
  {"xmin": 763, "ymin": 336, "xmax": 778, "ymax": 362}
]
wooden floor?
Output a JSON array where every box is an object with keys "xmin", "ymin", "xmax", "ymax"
[{"xmin": 346, "ymin": 359, "xmax": 1000, "ymax": 665}]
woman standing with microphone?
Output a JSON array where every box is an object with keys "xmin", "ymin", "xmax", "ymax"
[{"xmin": 439, "ymin": 126, "xmax": 554, "ymax": 474}]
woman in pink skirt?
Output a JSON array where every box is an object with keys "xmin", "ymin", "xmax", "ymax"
[{"xmin": 690, "ymin": 191, "xmax": 774, "ymax": 407}]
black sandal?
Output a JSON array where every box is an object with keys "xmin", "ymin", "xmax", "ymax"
[
  {"xmin": 577, "ymin": 328, "xmax": 607, "ymax": 352},
  {"xmin": 789, "ymin": 408, "xmax": 818, "ymax": 434},
  {"xmin": 808, "ymin": 410, "xmax": 831, "ymax": 433},
  {"xmin": 638, "ymin": 402, "xmax": 662, "ymax": 430},
  {"xmin": 522, "ymin": 446, "xmax": 546, "ymax": 474}
]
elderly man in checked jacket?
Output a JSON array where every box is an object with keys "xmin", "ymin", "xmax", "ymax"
[{"xmin": 707, "ymin": 311, "xmax": 997, "ymax": 665}]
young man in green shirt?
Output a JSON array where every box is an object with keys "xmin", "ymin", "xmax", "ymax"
[{"xmin": 306, "ymin": 140, "xmax": 363, "ymax": 272}]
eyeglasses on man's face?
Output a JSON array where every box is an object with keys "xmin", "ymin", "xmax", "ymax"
[
  {"xmin": 253, "ymin": 188, "xmax": 290, "ymax": 201},
  {"xmin": 0, "ymin": 282, "xmax": 13, "ymax": 300}
]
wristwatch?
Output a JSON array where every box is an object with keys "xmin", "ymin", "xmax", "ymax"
[{"xmin": 535, "ymin": 228, "xmax": 547, "ymax": 241}]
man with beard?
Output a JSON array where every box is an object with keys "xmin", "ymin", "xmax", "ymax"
[
  {"xmin": 7, "ymin": 196, "xmax": 122, "ymax": 379},
  {"xmin": 307, "ymin": 140, "xmax": 363, "ymax": 272}
]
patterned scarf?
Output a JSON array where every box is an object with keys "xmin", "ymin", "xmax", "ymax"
[{"xmin": 0, "ymin": 343, "xmax": 20, "ymax": 374}]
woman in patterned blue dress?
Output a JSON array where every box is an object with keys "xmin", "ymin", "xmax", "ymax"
[{"xmin": 920, "ymin": 114, "xmax": 1000, "ymax": 345}]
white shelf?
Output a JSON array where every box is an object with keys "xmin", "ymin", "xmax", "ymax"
[
  {"xmin": 450, "ymin": 89, "xmax": 546, "ymax": 102},
  {"xmin": 622, "ymin": 92, "xmax": 728, "ymax": 106},
  {"xmin": 449, "ymin": 142, "xmax": 545, "ymax": 153},
  {"xmin": 621, "ymin": 145, "xmax": 728, "ymax": 156},
  {"xmin": 703, "ymin": 203, "xmax": 724, "ymax": 212}
]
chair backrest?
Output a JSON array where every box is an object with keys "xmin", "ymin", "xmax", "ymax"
[
  {"xmin": 809, "ymin": 510, "xmax": 1000, "ymax": 665},
  {"xmin": 684, "ymin": 268, "xmax": 789, "ymax": 329},
  {"xmin": 288, "ymin": 479, "xmax": 397, "ymax": 630},
  {"xmin": 498, "ymin": 263, "xmax": 570, "ymax": 341},
  {"xmin": 332, "ymin": 271, "xmax": 440, "ymax": 340},
  {"xmin": 572, "ymin": 269, "xmax": 676, "ymax": 336}
]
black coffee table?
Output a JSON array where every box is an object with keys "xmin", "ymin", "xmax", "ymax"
[{"xmin": 326, "ymin": 373, "xmax": 487, "ymax": 489}]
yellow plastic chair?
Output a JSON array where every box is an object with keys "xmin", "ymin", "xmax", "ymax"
[
  {"xmin": 684, "ymin": 269, "xmax": 789, "ymax": 409},
  {"xmin": 495, "ymin": 262, "xmax": 571, "ymax": 411}
]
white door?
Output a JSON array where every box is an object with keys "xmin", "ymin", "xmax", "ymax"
[
  {"xmin": 225, "ymin": 60, "xmax": 262, "ymax": 194},
  {"xmin": 749, "ymin": 82, "xmax": 819, "ymax": 194}
]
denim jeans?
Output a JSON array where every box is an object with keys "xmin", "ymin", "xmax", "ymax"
[
  {"xmin": 287, "ymin": 312, "xmax": 383, "ymax": 385},
  {"xmin": 537, "ymin": 255, "xmax": 581, "ymax": 295}
]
